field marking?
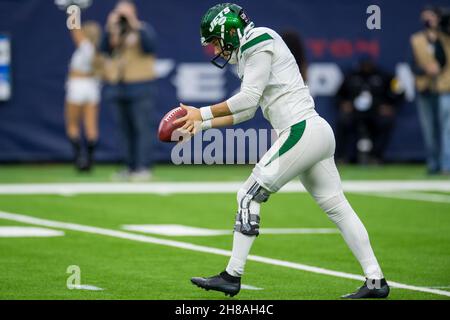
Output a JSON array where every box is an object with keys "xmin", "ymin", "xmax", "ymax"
[
  {"xmin": 0, "ymin": 211, "xmax": 449, "ymax": 298},
  {"xmin": 0, "ymin": 226, "xmax": 64, "ymax": 237},
  {"xmin": 0, "ymin": 180, "xmax": 449, "ymax": 195},
  {"xmin": 121, "ymin": 224, "xmax": 339, "ymax": 236},
  {"xmin": 241, "ymin": 284, "xmax": 263, "ymax": 291},
  {"xmin": 361, "ymin": 191, "xmax": 450, "ymax": 204},
  {"xmin": 70, "ymin": 284, "xmax": 104, "ymax": 291},
  {"xmin": 122, "ymin": 224, "xmax": 231, "ymax": 236},
  {"xmin": 259, "ymin": 228, "xmax": 338, "ymax": 234}
]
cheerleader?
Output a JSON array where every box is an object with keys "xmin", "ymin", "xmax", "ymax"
[{"xmin": 65, "ymin": 20, "xmax": 102, "ymax": 171}]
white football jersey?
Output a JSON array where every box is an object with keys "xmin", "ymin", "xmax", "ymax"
[{"xmin": 236, "ymin": 27, "xmax": 317, "ymax": 130}]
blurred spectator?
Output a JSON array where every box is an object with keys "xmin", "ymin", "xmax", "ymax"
[
  {"xmin": 100, "ymin": 0, "xmax": 157, "ymax": 181},
  {"xmin": 335, "ymin": 56, "xmax": 402, "ymax": 164},
  {"xmin": 280, "ymin": 30, "xmax": 308, "ymax": 81},
  {"xmin": 410, "ymin": 6, "xmax": 450, "ymax": 175},
  {"xmin": 65, "ymin": 20, "xmax": 103, "ymax": 172}
]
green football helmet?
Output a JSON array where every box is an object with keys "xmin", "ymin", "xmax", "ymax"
[{"xmin": 200, "ymin": 3, "xmax": 253, "ymax": 68}]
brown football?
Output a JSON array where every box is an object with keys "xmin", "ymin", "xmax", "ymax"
[{"xmin": 158, "ymin": 107, "xmax": 188, "ymax": 142}]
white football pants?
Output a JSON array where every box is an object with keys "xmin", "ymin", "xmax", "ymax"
[{"xmin": 226, "ymin": 115, "xmax": 384, "ymax": 280}]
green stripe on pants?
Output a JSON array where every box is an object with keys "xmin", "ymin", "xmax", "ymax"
[{"xmin": 264, "ymin": 120, "xmax": 306, "ymax": 167}]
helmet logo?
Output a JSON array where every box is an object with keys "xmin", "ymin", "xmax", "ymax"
[{"xmin": 209, "ymin": 7, "xmax": 231, "ymax": 32}]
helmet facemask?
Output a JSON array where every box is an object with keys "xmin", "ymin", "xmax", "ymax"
[{"xmin": 206, "ymin": 30, "xmax": 239, "ymax": 69}]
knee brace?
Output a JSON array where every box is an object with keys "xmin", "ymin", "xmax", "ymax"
[{"xmin": 234, "ymin": 182, "xmax": 270, "ymax": 236}]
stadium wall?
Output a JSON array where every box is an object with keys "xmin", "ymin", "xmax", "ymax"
[{"xmin": 0, "ymin": 0, "xmax": 445, "ymax": 163}]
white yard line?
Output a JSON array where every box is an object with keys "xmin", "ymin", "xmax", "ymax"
[
  {"xmin": 361, "ymin": 191, "xmax": 450, "ymax": 204},
  {"xmin": 70, "ymin": 284, "xmax": 103, "ymax": 291},
  {"xmin": 0, "ymin": 226, "xmax": 64, "ymax": 237},
  {"xmin": 121, "ymin": 224, "xmax": 339, "ymax": 236},
  {"xmin": 260, "ymin": 228, "xmax": 339, "ymax": 234},
  {"xmin": 241, "ymin": 284, "xmax": 264, "ymax": 291},
  {"xmin": 0, "ymin": 210, "xmax": 449, "ymax": 298},
  {"xmin": 0, "ymin": 180, "xmax": 449, "ymax": 195}
]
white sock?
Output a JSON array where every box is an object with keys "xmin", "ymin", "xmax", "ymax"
[
  {"xmin": 226, "ymin": 231, "xmax": 256, "ymax": 277},
  {"xmin": 225, "ymin": 196, "xmax": 260, "ymax": 277},
  {"xmin": 326, "ymin": 198, "xmax": 384, "ymax": 280}
]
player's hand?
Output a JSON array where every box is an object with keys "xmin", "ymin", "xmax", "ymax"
[{"xmin": 174, "ymin": 103, "xmax": 202, "ymax": 135}]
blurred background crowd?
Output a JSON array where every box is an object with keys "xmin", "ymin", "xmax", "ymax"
[{"xmin": 0, "ymin": 0, "xmax": 449, "ymax": 179}]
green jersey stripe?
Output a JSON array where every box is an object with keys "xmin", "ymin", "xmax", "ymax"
[
  {"xmin": 264, "ymin": 120, "xmax": 306, "ymax": 167},
  {"xmin": 240, "ymin": 33, "xmax": 273, "ymax": 54}
]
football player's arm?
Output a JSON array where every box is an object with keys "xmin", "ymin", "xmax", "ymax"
[
  {"xmin": 175, "ymin": 51, "xmax": 271, "ymax": 132},
  {"xmin": 203, "ymin": 51, "xmax": 272, "ymax": 119},
  {"xmin": 224, "ymin": 51, "xmax": 272, "ymax": 114},
  {"xmin": 201, "ymin": 106, "xmax": 258, "ymax": 130}
]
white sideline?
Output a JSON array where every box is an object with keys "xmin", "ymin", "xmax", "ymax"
[
  {"xmin": 363, "ymin": 191, "xmax": 450, "ymax": 204},
  {"xmin": 0, "ymin": 180, "xmax": 449, "ymax": 195},
  {"xmin": 0, "ymin": 210, "xmax": 449, "ymax": 298}
]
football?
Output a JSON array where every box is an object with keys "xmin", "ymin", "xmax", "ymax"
[{"xmin": 158, "ymin": 106, "xmax": 188, "ymax": 142}]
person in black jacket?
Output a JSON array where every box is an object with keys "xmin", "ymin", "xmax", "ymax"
[{"xmin": 335, "ymin": 56, "xmax": 401, "ymax": 164}]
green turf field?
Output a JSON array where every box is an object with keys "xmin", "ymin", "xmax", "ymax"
[
  {"xmin": 0, "ymin": 164, "xmax": 449, "ymax": 300},
  {"xmin": 0, "ymin": 163, "xmax": 448, "ymax": 183}
]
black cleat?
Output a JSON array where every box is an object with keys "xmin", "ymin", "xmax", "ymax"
[
  {"xmin": 191, "ymin": 271, "xmax": 241, "ymax": 297},
  {"xmin": 342, "ymin": 278, "xmax": 390, "ymax": 299}
]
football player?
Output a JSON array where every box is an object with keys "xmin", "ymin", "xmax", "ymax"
[{"xmin": 174, "ymin": 3, "xmax": 389, "ymax": 299}]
